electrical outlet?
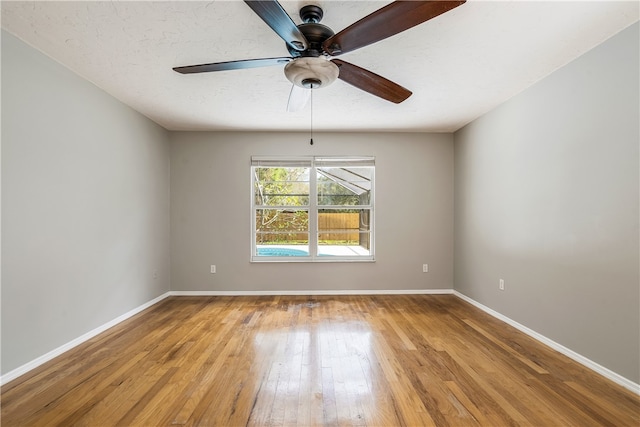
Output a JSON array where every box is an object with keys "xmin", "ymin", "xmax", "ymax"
[
  {"xmin": 423, "ymin": 264, "xmax": 429, "ymax": 273},
  {"xmin": 499, "ymin": 279, "xmax": 505, "ymax": 290},
  {"xmin": 210, "ymin": 265, "xmax": 216, "ymax": 274}
]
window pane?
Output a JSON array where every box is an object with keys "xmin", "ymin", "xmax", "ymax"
[
  {"xmin": 317, "ymin": 236, "xmax": 371, "ymax": 256},
  {"xmin": 317, "ymin": 209, "xmax": 371, "ymax": 256},
  {"xmin": 254, "ymin": 167, "xmax": 310, "ymax": 206},
  {"xmin": 256, "ymin": 209, "xmax": 309, "ymax": 246},
  {"xmin": 317, "ymin": 166, "xmax": 372, "ymax": 206}
]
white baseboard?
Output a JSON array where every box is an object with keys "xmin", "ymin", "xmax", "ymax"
[
  {"xmin": 0, "ymin": 292, "xmax": 171, "ymax": 386},
  {"xmin": 169, "ymin": 289, "xmax": 454, "ymax": 296},
  {"xmin": 453, "ymin": 291, "xmax": 640, "ymax": 395}
]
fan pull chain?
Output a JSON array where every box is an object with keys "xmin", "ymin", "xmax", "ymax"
[{"xmin": 309, "ymin": 84, "xmax": 314, "ymax": 145}]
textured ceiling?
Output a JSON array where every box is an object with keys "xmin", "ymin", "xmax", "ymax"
[{"xmin": 2, "ymin": 1, "xmax": 638, "ymax": 132}]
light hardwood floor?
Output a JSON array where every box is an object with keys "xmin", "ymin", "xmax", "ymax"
[{"xmin": 2, "ymin": 295, "xmax": 639, "ymax": 426}]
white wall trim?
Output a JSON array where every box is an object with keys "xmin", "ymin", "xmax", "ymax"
[
  {"xmin": 0, "ymin": 292, "xmax": 172, "ymax": 386},
  {"xmin": 169, "ymin": 289, "xmax": 454, "ymax": 296},
  {"xmin": 453, "ymin": 291, "xmax": 640, "ymax": 395}
]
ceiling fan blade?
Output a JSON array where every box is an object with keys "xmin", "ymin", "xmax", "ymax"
[
  {"xmin": 332, "ymin": 59, "xmax": 411, "ymax": 104},
  {"xmin": 244, "ymin": 0, "xmax": 308, "ymax": 51},
  {"xmin": 287, "ymin": 85, "xmax": 311, "ymax": 112},
  {"xmin": 173, "ymin": 57, "xmax": 292, "ymax": 74},
  {"xmin": 323, "ymin": 1, "xmax": 465, "ymax": 55}
]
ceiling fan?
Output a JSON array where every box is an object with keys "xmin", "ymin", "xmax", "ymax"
[{"xmin": 173, "ymin": 1, "xmax": 466, "ymax": 111}]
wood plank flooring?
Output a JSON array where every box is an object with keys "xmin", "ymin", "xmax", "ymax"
[{"xmin": 2, "ymin": 295, "xmax": 639, "ymax": 426}]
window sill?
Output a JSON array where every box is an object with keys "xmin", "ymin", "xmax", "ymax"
[{"xmin": 250, "ymin": 257, "xmax": 375, "ymax": 263}]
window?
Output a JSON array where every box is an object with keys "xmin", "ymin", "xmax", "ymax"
[{"xmin": 251, "ymin": 156, "xmax": 374, "ymax": 262}]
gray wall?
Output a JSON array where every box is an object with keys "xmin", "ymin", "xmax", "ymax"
[
  {"xmin": 170, "ymin": 131, "xmax": 454, "ymax": 292},
  {"xmin": 454, "ymin": 23, "xmax": 639, "ymax": 382},
  {"xmin": 1, "ymin": 31, "xmax": 171, "ymax": 375},
  {"xmin": 3, "ymin": 19, "xmax": 638, "ymax": 386}
]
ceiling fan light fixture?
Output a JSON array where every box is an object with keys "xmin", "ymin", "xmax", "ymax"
[{"xmin": 284, "ymin": 57, "xmax": 339, "ymax": 89}]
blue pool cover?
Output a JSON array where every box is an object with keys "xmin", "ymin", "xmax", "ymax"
[{"xmin": 257, "ymin": 247, "xmax": 309, "ymax": 256}]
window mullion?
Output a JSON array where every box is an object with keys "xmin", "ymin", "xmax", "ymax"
[
  {"xmin": 309, "ymin": 164, "xmax": 318, "ymax": 258},
  {"xmin": 254, "ymin": 205, "xmax": 310, "ymax": 210},
  {"xmin": 319, "ymin": 204, "xmax": 372, "ymax": 210}
]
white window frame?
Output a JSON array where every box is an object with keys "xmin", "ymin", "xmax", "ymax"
[{"xmin": 251, "ymin": 156, "xmax": 375, "ymax": 262}]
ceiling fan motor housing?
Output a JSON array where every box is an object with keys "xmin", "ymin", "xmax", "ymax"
[
  {"xmin": 284, "ymin": 5, "xmax": 339, "ymax": 89},
  {"xmin": 287, "ymin": 23, "xmax": 334, "ymax": 58}
]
